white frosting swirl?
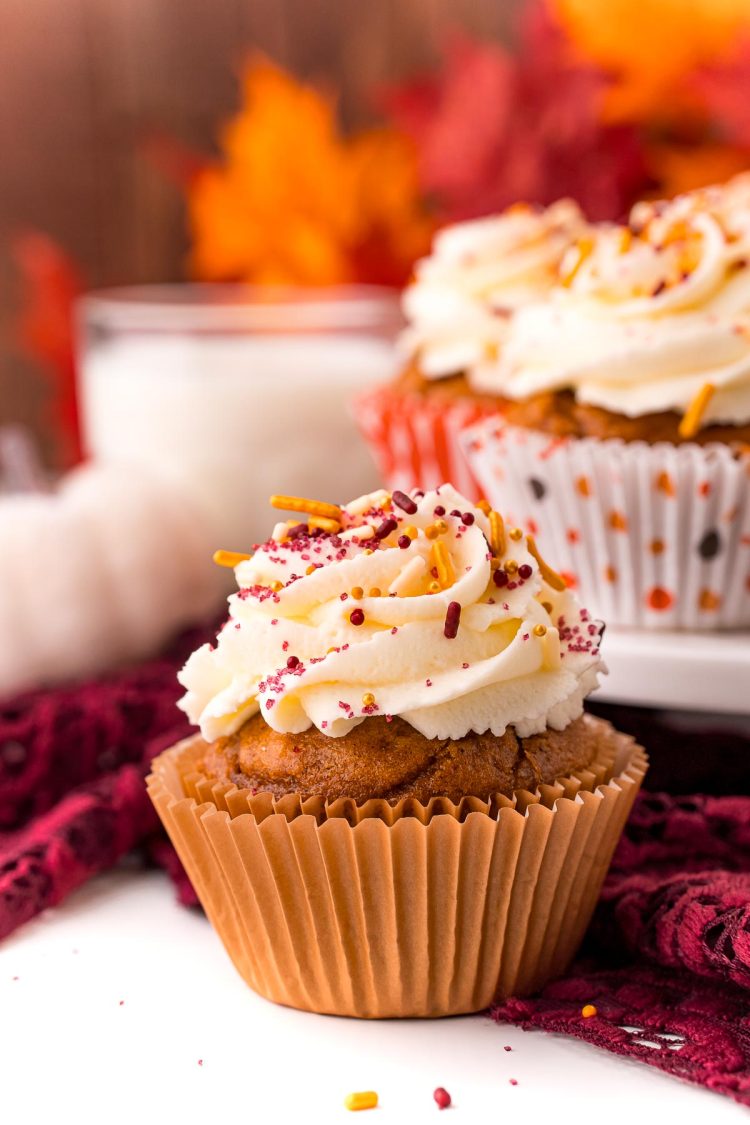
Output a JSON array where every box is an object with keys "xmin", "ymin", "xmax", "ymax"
[
  {"xmin": 178, "ymin": 486, "xmax": 604, "ymax": 743},
  {"xmin": 474, "ymin": 176, "xmax": 750, "ymax": 426},
  {"xmin": 401, "ymin": 201, "xmax": 584, "ymax": 379}
]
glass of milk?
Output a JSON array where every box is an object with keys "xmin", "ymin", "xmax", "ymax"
[{"xmin": 78, "ymin": 284, "xmax": 401, "ymax": 554}]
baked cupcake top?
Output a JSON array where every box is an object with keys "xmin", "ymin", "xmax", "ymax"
[
  {"xmin": 178, "ymin": 485, "xmax": 603, "ymax": 743},
  {"xmin": 400, "ymin": 200, "xmax": 584, "ymax": 380},
  {"xmin": 473, "ymin": 175, "xmax": 750, "ymax": 433}
]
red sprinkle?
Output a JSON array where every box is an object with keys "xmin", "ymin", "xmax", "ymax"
[
  {"xmin": 461, "ymin": 511, "xmax": 475, "ymax": 525},
  {"xmin": 286, "ymin": 655, "xmax": 300, "ymax": 669},
  {"xmin": 504, "ymin": 1046, "xmax": 512, "ymax": 1052},
  {"xmin": 350, "ymin": 608, "xmax": 365, "ymax": 626},
  {"xmin": 392, "ymin": 490, "xmax": 418, "ymax": 514},
  {"xmin": 444, "ymin": 601, "xmax": 461, "ymax": 639},
  {"xmin": 434, "ymin": 505, "xmax": 445, "ymax": 516},
  {"xmin": 433, "ymin": 1087, "xmax": 452, "ymax": 1110},
  {"xmin": 374, "ymin": 517, "xmax": 398, "ymax": 540},
  {"xmin": 518, "ymin": 564, "xmax": 533, "ymax": 580},
  {"xmin": 398, "ymin": 535, "xmax": 411, "ymax": 549},
  {"xmin": 509, "ymin": 1079, "xmax": 518, "ymax": 1086},
  {"xmin": 493, "ymin": 569, "xmax": 509, "ymax": 588}
]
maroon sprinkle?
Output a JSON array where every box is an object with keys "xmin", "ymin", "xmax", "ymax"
[
  {"xmin": 426, "ymin": 678, "xmax": 432, "ymax": 687},
  {"xmin": 287, "ymin": 523, "xmax": 308, "ymax": 538},
  {"xmin": 493, "ymin": 569, "xmax": 509, "ymax": 588},
  {"xmin": 350, "ymin": 608, "xmax": 365, "ymax": 626},
  {"xmin": 462, "ymin": 662, "xmax": 469, "ymax": 669},
  {"xmin": 391, "ymin": 626, "xmax": 398, "ymax": 634},
  {"xmin": 433, "ymin": 1087, "xmax": 452, "ymax": 1110},
  {"xmin": 444, "ymin": 601, "xmax": 461, "ymax": 639},
  {"xmin": 518, "ymin": 564, "xmax": 533, "ymax": 580},
  {"xmin": 340, "ymin": 593, "xmax": 348, "ymax": 601},
  {"xmin": 286, "ymin": 655, "xmax": 300, "ymax": 669},
  {"xmin": 461, "ymin": 511, "xmax": 475, "ymax": 525},
  {"xmin": 374, "ymin": 517, "xmax": 398, "ymax": 540},
  {"xmin": 434, "ymin": 505, "xmax": 445, "ymax": 516},
  {"xmin": 398, "ymin": 535, "xmax": 411, "ymax": 549},
  {"xmin": 450, "ymin": 508, "xmax": 461, "ymax": 517},
  {"xmin": 198, "ymin": 1060, "xmax": 203, "ymax": 1067},
  {"xmin": 392, "ymin": 490, "xmax": 417, "ymax": 514}
]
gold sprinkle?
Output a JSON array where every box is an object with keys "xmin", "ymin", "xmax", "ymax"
[
  {"xmin": 533, "ymin": 624, "xmax": 547, "ymax": 637},
  {"xmin": 679, "ymin": 383, "xmax": 715, "ymax": 439},
  {"xmin": 212, "ymin": 550, "xmax": 251, "ymax": 568},
  {"xmin": 527, "ymin": 535, "xmax": 567, "ymax": 591},
  {"xmin": 308, "ymin": 514, "xmax": 341, "ymax": 534},
  {"xmin": 489, "ymin": 511, "xmax": 505, "ymax": 557},
  {"xmin": 505, "ymin": 559, "xmax": 518, "ymax": 575},
  {"xmin": 509, "ymin": 528, "xmax": 523, "ymax": 541},
  {"xmin": 425, "ymin": 524, "xmax": 440, "ymax": 540},
  {"xmin": 490, "ymin": 557, "xmax": 502, "ymax": 571},
  {"xmin": 363, "ymin": 548, "xmax": 374, "ymax": 555},
  {"xmin": 403, "ymin": 526, "xmax": 418, "ymax": 540},
  {"xmin": 306, "ymin": 565, "xmax": 317, "ymax": 575},
  {"xmin": 431, "ymin": 541, "xmax": 456, "ymax": 589},
  {"xmin": 477, "ymin": 499, "xmax": 492, "ymax": 515},
  {"xmin": 434, "ymin": 519, "xmax": 448, "ymax": 535},
  {"xmin": 542, "ymin": 600, "xmax": 553, "ymax": 613},
  {"xmin": 269, "ymin": 580, "xmax": 283, "ymax": 592},
  {"xmin": 351, "ymin": 586, "xmax": 364, "ymax": 599},
  {"xmin": 362, "ymin": 692, "xmax": 375, "ymax": 707},
  {"xmin": 428, "ymin": 580, "xmax": 441, "ymax": 593},
  {"xmin": 368, "ymin": 587, "xmax": 381, "ymax": 598},
  {"xmin": 269, "ymin": 494, "xmax": 342, "ymax": 521}
]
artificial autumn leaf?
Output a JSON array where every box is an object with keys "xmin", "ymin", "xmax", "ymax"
[
  {"xmin": 381, "ymin": 7, "xmax": 648, "ymax": 223},
  {"xmin": 13, "ymin": 233, "xmax": 83, "ymax": 467},
  {"xmin": 552, "ymin": 0, "xmax": 750, "ymax": 124},
  {"xmin": 188, "ymin": 57, "xmax": 433, "ymax": 287}
]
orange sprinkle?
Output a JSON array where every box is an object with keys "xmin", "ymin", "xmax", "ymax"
[
  {"xmin": 489, "ymin": 510, "xmax": 506, "ymax": 557},
  {"xmin": 344, "ymin": 1091, "xmax": 378, "ymax": 1112},
  {"xmin": 431, "ymin": 541, "xmax": 456, "ymax": 589},
  {"xmin": 308, "ymin": 514, "xmax": 341, "ymax": 533},
  {"xmin": 361, "ymin": 692, "xmax": 375, "ymax": 707},
  {"xmin": 269, "ymin": 494, "xmax": 342, "ymax": 521},
  {"xmin": 351, "ymin": 586, "xmax": 364, "ymax": 599},
  {"xmin": 509, "ymin": 527, "xmax": 523, "ymax": 541},
  {"xmin": 581, "ymin": 1004, "xmax": 597, "ymax": 1019},
  {"xmin": 678, "ymin": 383, "xmax": 714, "ymax": 440},
  {"xmin": 477, "ymin": 499, "xmax": 492, "ymax": 515},
  {"xmin": 526, "ymin": 535, "xmax": 566, "ymax": 591},
  {"xmin": 213, "ymin": 550, "xmax": 251, "ymax": 568}
]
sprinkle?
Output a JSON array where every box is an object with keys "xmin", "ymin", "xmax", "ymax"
[
  {"xmin": 679, "ymin": 382, "xmax": 715, "ymax": 439},
  {"xmin": 344, "ymin": 1091, "xmax": 378, "ymax": 1112},
  {"xmin": 504, "ymin": 1046, "xmax": 512, "ymax": 1052},
  {"xmin": 428, "ymin": 580, "xmax": 440, "ymax": 593},
  {"xmin": 505, "ymin": 559, "xmax": 518, "ymax": 575},
  {"xmin": 433, "ymin": 1087, "xmax": 452, "ymax": 1110},
  {"xmin": 444, "ymin": 601, "xmax": 461, "ymax": 638},
  {"xmin": 493, "ymin": 569, "xmax": 508, "ymax": 588},
  {"xmin": 431, "ymin": 541, "xmax": 456, "ymax": 589},
  {"xmin": 477, "ymin": 499, "xmax": 491, "ymax": 514},
  {"xmin": 461, "ymin": 511, "xmax": 475, "ymax": 525},
  {"xmin": 518, "ymin": 564, "xmax": 533, "ymax": 580},
  {"xmin": 286, "ymin": 655, "xmax": 300, "ymax": 669},
  {"xmin": 398, "ymin": 535, "xmax": 411, "ymax": 549},
  {"xmin": 581, "ymin": 1004, "xmax": 597, "ymax": 1019},
  {"xmin": 526, "ymin": 535, "xmax": 567, "ymax": 591},
  {"xmin": 433, "ymin": 519, "xmax": 448, "ymax": 535},
  {"xmin": 533, "ymin": 624, "xmax": 547, "ymax": 637},
  {"xmin": 434, "ymin": 505, "xmax": 446, "ymax": 516},
  {"xmin": 509, "ymin": 527, "xmax": 523, "ymax": 541},
  {"xmin": 351, "ymin": 586, "xmax": 364, "ymax": 599},
  {"xmin": 509, "ymin": 1078, "xmax": 518, "ymax": 1087},
  {"xmin": 542, "ymin": 600, "xmax": 553, "ymax": 613},
  {"xmin": 270, "ymin": 494, "xmax": 342, "ymax": 521},
  {"xmin": 350, "ymin": 609, "xmax": 365, "ymax": 626},
  {"xmin": 362, "ymin": 692, "xmax": 375, "ymax": 707},
  {"xmin": 425, "ymin": 524, "xmax": 441, "ymax": 539},
  {"xmin": 369, "ymin": 587, "xmax": 381, "ymax": 597},
  {"xmin": 403, "ymin": 526, "xmax": 418, "ymax": 539},
  {"xmin": 213, "ymin": 550, "xmax": 251, "ymax": 568},
  {"xmin": 374, "ymin": 517, "xmax": 398, "ymax": 540},
  {"xmin": 308, "ymin": 514, "xmax": 341, "ymax": 534},
  {"xmin": 269, "ymin": 580, "xmax": 283, "ymax": 592},
  {"xmin": 392, "ymin": 490, "xmax": 418, "ymax": 514},
  {"xmin": 489, "ymin": 511, "xmax": 505, "ymax": 556}
]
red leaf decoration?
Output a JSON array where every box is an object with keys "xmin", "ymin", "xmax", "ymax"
[
  {"xmin": 381, "ymin": 5, "xmax": 650, "ymax": 222},
  {"xmin": 13, "ymin": 233, "xmax": 84, "ymax": 467}
]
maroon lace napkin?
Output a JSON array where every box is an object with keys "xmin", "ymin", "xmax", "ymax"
[{"xmin": 2, "ymin": 637, "xmax": 749, "ymax": 1105}]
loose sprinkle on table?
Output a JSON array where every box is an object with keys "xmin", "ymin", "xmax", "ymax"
[
  {"xmin": 344, "ymin": 1091, "xmax": 378, "ymax": 1111},
  {"xmin": 433, "ymin": 1087, "xmax": 452, "ymax": 1109}
]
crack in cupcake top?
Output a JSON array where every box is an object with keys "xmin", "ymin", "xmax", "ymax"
[{"xmin": 178, "ymin": 485, "xmax": 604, "ymax": 742}]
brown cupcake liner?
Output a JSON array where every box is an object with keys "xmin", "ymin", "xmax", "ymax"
[{"xmin": 147, "ymin": 716, "xmax": 647, "ymax": 1018}]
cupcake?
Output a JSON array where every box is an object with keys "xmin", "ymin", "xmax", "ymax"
[
  {"xmin": 148, "ymin": 484, "xmax": 646, "ymax": 1017},
  {"xmin": 355, "ymin": 201, "xmax": 584, "ymax": 498},
  {"xmin": 463, "ymin": 176, "xmax": 750, "ymax": 628}
]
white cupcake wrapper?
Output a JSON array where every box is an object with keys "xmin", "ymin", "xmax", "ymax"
[{"xmin": 461, "ymin": 420, "xmax": 750, "ymax": 630}]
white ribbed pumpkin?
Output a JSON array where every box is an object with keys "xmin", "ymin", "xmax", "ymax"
[{"xmin": 0, "ymin": 464, "xmax": 222, "ymax": 696}]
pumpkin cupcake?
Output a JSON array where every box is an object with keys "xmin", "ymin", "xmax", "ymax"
[{"xmin": 148, "ymin": 484, "xmax": 646, "ymax": 1017}]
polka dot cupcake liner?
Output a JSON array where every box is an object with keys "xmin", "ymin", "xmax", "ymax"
[
  {"xmin": 353, "ymin": 385, "xmax": 493, "ymax": 501},
  {"xmin": 461, "ymin": 420, "xmax": 750, "ymax": 630}
]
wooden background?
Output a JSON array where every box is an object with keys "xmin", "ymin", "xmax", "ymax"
[{"xmin": 0, "ymin": 0, "xmax": 519, "ymax": 458}]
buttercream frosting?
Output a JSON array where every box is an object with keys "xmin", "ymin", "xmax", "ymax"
[{"xmin": 178, "ymin": 485, "xmax": 604, "ymax": 743}]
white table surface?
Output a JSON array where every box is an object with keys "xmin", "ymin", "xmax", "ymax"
[{"xmin": 0, "ymin": 868, "xmax": 745, "ymax": 1124}]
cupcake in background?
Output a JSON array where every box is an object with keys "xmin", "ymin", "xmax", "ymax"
[
  {"xmin": 149, "ymin": 484, "xmax": 646, "ymax": 1018},
  {"xmin": 355, "ymin": 200, "xmax": 584, "ymax": 498},
  {"xmin": 464, "ymin": 175, "xmax": 750, "ymax": 629}
]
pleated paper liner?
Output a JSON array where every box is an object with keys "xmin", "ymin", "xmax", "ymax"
[
  {"xmin": 148, "ymin": 716, "xmax": 646, "ymax": 1019},
  {"xmin": 353, "ymin": 384, "xmax": 494, "ymax": 500},
  {"xmin": 462, "ymin": 419, "xmax": 750, "ymax": 630}
]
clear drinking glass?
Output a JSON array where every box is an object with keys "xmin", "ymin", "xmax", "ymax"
[{"xmin": 77, "ymin": 284, "xmax": 401, "ymax": 552}]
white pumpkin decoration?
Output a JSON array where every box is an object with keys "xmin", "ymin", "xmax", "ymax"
[{"xmin": 0, "ymin": 463, "xmax": 222, "ymax": 696}]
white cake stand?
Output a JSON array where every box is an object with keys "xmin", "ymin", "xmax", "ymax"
[{"xmin": 595, "ymin": 627, "xmax": 750, "ymax": 715}]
